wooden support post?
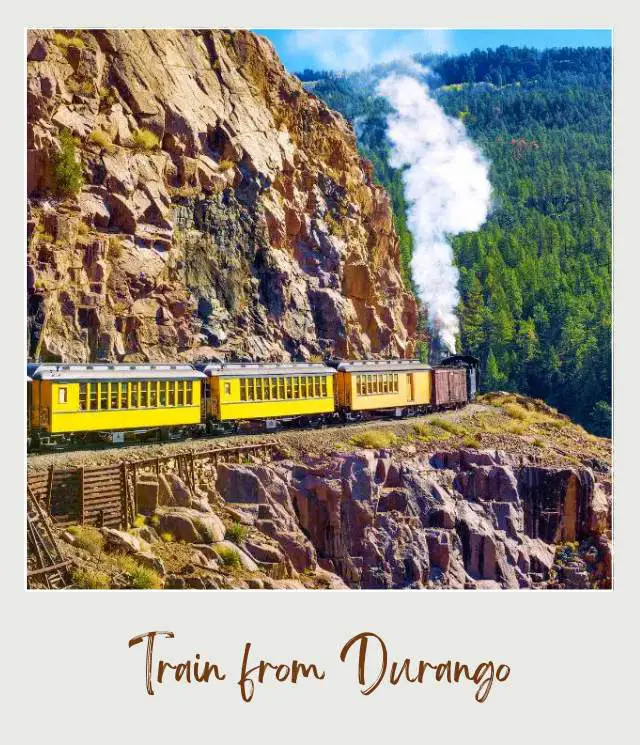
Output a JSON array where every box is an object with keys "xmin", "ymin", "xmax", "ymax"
[
  {"xmin": 46, "ymin": 465, "xmax": 53, "ymax": 514},
  {"xmin": 79, "ymin": 466, "xmax": 85, "ymax": 526}
]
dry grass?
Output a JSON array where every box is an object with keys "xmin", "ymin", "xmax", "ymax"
[
  {"xmin": 218, "ymin": 159, "xmax": 235, "ymax": 171},
  {"xmin": 215, "ymin": 546, "xmax": 242, "ymax": 569},
  {"xmin": 350, "ymin": 429, "xmax": 398, "ymax": 450},
  {"xmin": 430, "ymin": 417, "xmax": 467, "ymax": 436},
  {"xmin": 71, "ymin": 568, "xmax": 110, "ymax": 589},
  {"xmin": 88, "ymin": 129, "xmax": 115, "ymax": 152},
  {"xmin": 225, "ymin": 522, "xmax": 248, "ymax": 545},
  {"xmin": 132, "ymin": 128, "xmax": 160, "ymax": 151},
  {"xmin": 53, "ymin": 32, "xmax": 85, "ymax": 50},
  {"xmin": 68, "ymin": 525, "xmax": 104, "ymax": 556},
  {"xmin": 112, "ymin": 555, "xmax": 162, "ymax": 589}
]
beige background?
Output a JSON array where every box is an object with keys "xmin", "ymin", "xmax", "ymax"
[{"xmin": 5, "ymin": 2, "xmax": 636, "ymax": 741}]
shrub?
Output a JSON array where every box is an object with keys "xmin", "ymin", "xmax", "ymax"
[
  {"xmin": 215, "ymin": 546, "xmax": 241, "ymax": 569},
  {"xmin": 430, "ymin": 417, "xmax": 466, "ymax": 436},
  {"xmin": 225, "ymin": 522, "xmax": 248, "ymax": 545},
  {"xmin": 350, "ymin": 429, "xmax": 398, "ymax": 449},
  {"xmin": 533, "ymin": 438, "xmax": 545, "ymax": 447},
  {"xmin": 88, "ymin": 128, "xmax": 114, "ymax": 152},
  {"xmin": 133, "ymin": 514, "xmax": 146, "ymax": 528},
  {"xmin": 462, "ymin": 435, "xmax": 481, "ymax": 449},
  {"xmin": 52, "ymin": 129, "xmax": 84, "ymax": 197},
  {"xmin": 68, "ymin": 525, "xmax": 104, "ymax": 556},
  {"xmin": 114, "ymin": 555, "xmax": 162, "ymax": 589},
  {"xmin": 107, "ymin": 235, "xmax": 123, "ymax": 259},
  {"xmin": 502, "ymin": 403, "xmax": 530, "ymax": 421},
  {"xmin": 72, "ymin": 568, "xmax": 110, "ymax": 589},
  {"xmin": 160, "ymin": 531, "xmax": 174, "ymax": 543},
  {"xmin": 53, "ymin": 32, "xmax": 85, "ymax": 50},
  {"xmin": 132, "ymin": 128, "xmax": 160, "ymax": 151},
  {"xmin": 218, "ymin": 159, "xmax": 234, "ymax": 171}
]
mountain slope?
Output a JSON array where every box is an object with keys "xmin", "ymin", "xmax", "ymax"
[{"xmin": 27, "ymin": 29, "xmax": 417, "ymax": 364}]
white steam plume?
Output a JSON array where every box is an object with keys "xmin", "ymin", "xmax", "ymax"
[{"xmin": 377, "ymin": 74, "xmax": 491, "ymax": 353}]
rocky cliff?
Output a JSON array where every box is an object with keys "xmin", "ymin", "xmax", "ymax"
[
  {"xmin": 27, "ymin": 29, "xmax": 417, "ymax": 363},
  {"xmin": 32, "ymin": 394, "xmax": 612, "ymax": 590}
]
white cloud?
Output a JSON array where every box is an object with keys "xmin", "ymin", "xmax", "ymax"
[{"xmin": 286, "ymin": 29, "xmax": 451, "ymax": 72}]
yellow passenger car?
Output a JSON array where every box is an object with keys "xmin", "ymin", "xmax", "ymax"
[
  {"xmin": 200, "ymin": 362, "xmax": 336, "ymax": 428},
  {"xmin": 28, "ymin": 363, "xmax": 205, "ymax": 445},
  {"xmin": 333, "ymin": 359, "xmax": 432, "ymax": 416}
]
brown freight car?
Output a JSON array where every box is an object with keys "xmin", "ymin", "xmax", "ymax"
[{"xmin": 432, "ymin": 367, "xmax": 468, "ymax": 407}]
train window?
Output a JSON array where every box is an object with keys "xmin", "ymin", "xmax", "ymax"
[
  {"xmin": 355, "ymin": 375, "xmax": 361, "ymax": 395},
  {"xmin": 321, "ymin": 376, "xmax": 327, "ymax": 396},
  {"xmin": 159, "ymin": 381, "xmax": 167, "ymax": 406},
  {"xmin": 253, "ymin": 379, "xmax": 260, "ymax": 401},
  {"xmin": 278, "ymin": 378, "xmax": 285, "ymax": 400},
  {"xmin": 79, "ymin": 383, "xmax": 88, "ymax": 410},
  {"xmin": 300, "ymin": 377, "xmax": 307, "ymax": 398},
  {"xmin": 110, "ymin": 382, "xmax": 119, "ymax": 409},
  {"xmin": 285, "ymin": 378, "xmax": 292, "ymax": 398},
  {"xmin": 223, "ymin": 382, "xmax": 231, "ymax": 397},
  {"xmin": 167, "ymin": 381, "xmax": 174, "ymax": 406},
  {"xmin": 240, "ymin": 379, "xmax": 247, "ymax": 401},
  {"xmin": 263, "ymin": 378, "xmax": 271, "ymax": 401},
  {"xmin": 186, "ymin": 381, "xmax": 193, "ymax": 405},
  {"xmin": 292, "ymin": 376, "xmax": 299, "ymax": 399},
  {"xmin": 121, "ymin": 383, "xmax": 128, "ymax": 409},
  {"xmin": 149, "ymin": 382, "xmax": 157, "ymax": 407},
  {"xmin": 140, "ymin": 382, "xmax": 148, "ymax": 407},
  {"xmin": 271, "ymin": 378, "xmax": 277, "ymax": 400},
  {"xmin": 307, "ymin": 376, "xmax": 313, "ymax": 397},
  {"xmin": 131, "ymin": 382, "xmax": 139, "ymax": 408},
  {"xmin": 100, "ymin": 383, "xmax": 108, "ymax": 410},
  {"xmin": 246, "ymin": 379, "xmax": 254, "ymax": 401},
  {"xmin": 394, "ymin": 374, "xmax": 399, "ymax": 392},
  {"xmin": 313, "ymin": 376, "xmax": 319, "ymax": 397},
  {"xmin": 89, "ymin": 382, "xmax": 98, "ymax": 410},
  {"xmin": 58, "ymin": 387, "xmax": 67, "ymax": 404},
  {"xmin": 177, "ymin": 381, "xmax": 184, "ymax": 406}
]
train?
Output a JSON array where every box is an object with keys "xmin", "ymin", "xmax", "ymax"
[{"xmin": 26, "ymin": 355, "xmax": 479, "ymax": 451}]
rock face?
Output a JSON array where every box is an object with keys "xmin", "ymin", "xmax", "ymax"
[
  {"xmin": 27, "ymin": 29, "xmax": 417, "ymax": 362},
  {"xmin": 210, "ymin": 448, "xmax": 612, "ymax": 589}
]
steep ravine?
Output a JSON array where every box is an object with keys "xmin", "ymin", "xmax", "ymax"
[{"xmin": 27, "ymin": 29, "xmax": 417, "ymax": 363}]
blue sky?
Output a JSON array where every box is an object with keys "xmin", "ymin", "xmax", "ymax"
[{"xmin": 254, "ymin": 29, "xmax": 612, "ymax": 73}]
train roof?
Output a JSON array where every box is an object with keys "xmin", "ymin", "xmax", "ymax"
[
  {"xmin": 439, "ymin": 354, "xmax": 480, "ymax": 367},
  {"xmin": 27, "ymin": 363, "xmax": 205, "ymax": 381},
  {"xmin": 198, "ymin": 362, "xmax": 335, "ymax": 378},
  {"xmin": 328, "ymin": 359, "xmax": 432, "ymax": 373}
]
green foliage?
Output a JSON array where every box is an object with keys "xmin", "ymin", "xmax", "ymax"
[
  {"xmin": 53, "ymin": 32, "xmax": 85, "ymax": 50},
  {"xmin": 72, "ymin": 568, "xmax": 110, "ymax": 589},
  {"xmin": 305, "ymin": 47, "xmax": 611, "ymax": 435},
  {"xmin": 114, "ymin": 555, "xmax": 162, "ymax": 589},
  {"xmin": 68, "ymin": 525, "xmax": 104, "ymax": 556},
  {"xmin": 88, "ymin": 128, "xmax": 114, "ymax": 152},
  {"xmin": 430, "ymin": 417, "xmax": 466, "ymax": 436},
  {"xmin": 225, "ymin": 522, "xmax": 248, "ymax": 545},
  {"xmin": 52, "ymin": 129, "xmax": 84, "ymax": 197},
  {"xmin": 350, "ymin": 429, "xmax": 398, "ymax": 449},
  {"xmin": 215, "ymin": 546, "xmax": 242, "ymax": 569},
  {"xmin": 132, "ymin": 128, "xmax": 160, "ymax": 150}
]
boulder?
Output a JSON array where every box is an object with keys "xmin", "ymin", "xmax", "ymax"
[
  {"xmin": 135, "ymin": 551, "xmax": 166, "ymax": 576},
  {"xmin": 100, "ymin": 527, "xmax": 143, "ymax": 555},
  {"xmin": 158, "ymin": 473, "xmax": 192, "ymax": 508}
]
